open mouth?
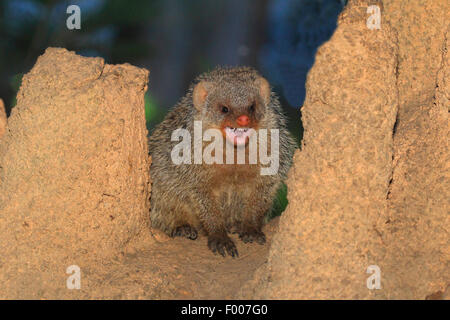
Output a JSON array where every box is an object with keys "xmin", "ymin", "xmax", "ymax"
[{"xmin": 224, "ymin": 127, "xmax": 253, "ymax": 146}]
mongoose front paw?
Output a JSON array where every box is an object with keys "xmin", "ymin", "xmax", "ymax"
[
  {"xmin": 239, "ymin": 229, "xmax": 266, "ymax": 245},
  {"xmin": 208, "ymin": 234, "xmax": 239, "ymax": 258},
  {"xmin": 171, "ymin": 225, "xmax": 198, "ymax": 240}
]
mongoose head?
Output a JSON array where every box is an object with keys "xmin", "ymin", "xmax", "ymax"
[{"xmin": 192, "ymin": 67, "xmax": 271, "ymax": 147}]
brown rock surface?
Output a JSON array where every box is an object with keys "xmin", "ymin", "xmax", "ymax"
[
  {"xmin": 0, "ymin": 98, "xmax": 6, "ymax": 138},
  {"xmin": 0, "ymin": 48, "xmax": 152, "ymax": 298},
  {"xmin": 382, "ymin": 0, "xmax": 450, "ymax": 299}
]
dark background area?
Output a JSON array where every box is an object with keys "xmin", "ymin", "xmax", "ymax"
[{"xmin": 0, "ymin": 0, "xmax": 345, "ymax": 141}]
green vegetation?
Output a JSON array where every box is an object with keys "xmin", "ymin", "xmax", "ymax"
[
  {"xmin": 267, "ymin": 182, "xmax": 289, "ymax": 221},
  {"xmin": 145, "ymin": 92, "xmax": 165, "ymax": 132}
]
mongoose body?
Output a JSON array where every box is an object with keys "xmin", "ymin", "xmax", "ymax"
[{"xmin": 149, "ymin": 67, "xmax": 296, "ymax": 257}]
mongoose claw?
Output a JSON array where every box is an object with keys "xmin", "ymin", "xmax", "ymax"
[
  {"xmin": 239, "ymin": 229, "xmax": 266, "ymax": 245},
  {"xmin": 207, "ymin": 235, "xmax": 239, "ymax": 258},
  {"xmin": 171, "ymin": 225, "xmax": 198, "ymax": 240}
]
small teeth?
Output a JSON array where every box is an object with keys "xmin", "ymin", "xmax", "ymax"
[
  {"xmin": 228, "ymin": 127, "xmax": 249, "ymax": 133},
  {"xmin": 225, "ymin": 126, "xmax": 252, "ymax": 145}
]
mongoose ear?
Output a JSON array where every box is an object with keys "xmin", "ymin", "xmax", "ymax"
[
  {"xmin": 255, "ymin": 77, "xmax": 271, "ymax": 105},
  {"xmin": 193, "ymin": 81, "xmax": 211, "ymax": 111}
]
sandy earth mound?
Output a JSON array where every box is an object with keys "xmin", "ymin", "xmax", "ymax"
[
  {"xmin": 0, "ymin": 99, "xmax": 6, "ymax": 138},
  {"xmin": 0, "ymin": 0, "xmax": 448, "ymax": 300},
  {"xmin": 0, "ymin": 48, "xmax": 152, "ymax": 298},
  {"xmin": 382, "ymin": 0, "xmax": 450, "ymax": 299}
]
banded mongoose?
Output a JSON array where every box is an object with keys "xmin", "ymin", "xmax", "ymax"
[{"xmin": 149, "ymin": 66, "xmax": 296, "ymax": 257}]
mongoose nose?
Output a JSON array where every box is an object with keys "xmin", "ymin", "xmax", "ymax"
[{"xmin": 237, "ymin": 115, "xmax": 249, "ymax": 126}]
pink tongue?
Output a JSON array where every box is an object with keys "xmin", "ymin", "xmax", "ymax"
[{"xmin": 226, "ymin": 129, "xmax": 248, "ymax": 146}]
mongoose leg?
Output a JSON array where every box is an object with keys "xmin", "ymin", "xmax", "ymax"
[
  {"xmin": 238, "ymin": 182, "xmax": 278, "ymax": 245},
  {"xmin": 171, "ymin": 225, "xmax": 198, "ymax": 240},
  {"xmin": 195, "ymin": 191, "xmax": 239, "ymax": 257},
  {"xmin": 239, "ymin": 227, "xmax": 266, "ymax": 245},
  {"xmin": 207, "ymin": 232, "xmax": 239, "ymax": 257}
]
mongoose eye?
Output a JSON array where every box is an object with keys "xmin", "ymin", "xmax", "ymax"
[
  {"xmin": 249, "ymin": 104, "xmax": 255, "ymax": 112},
  {"xmin": 221, "ymin": 106, "xmax": 229, "ymax": 113}
]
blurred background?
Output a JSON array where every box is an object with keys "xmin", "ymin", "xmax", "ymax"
[
  {"xmin": 0, "ymin": 0, "xmax": 345, "ymax": 217},
  {"xmin": 0, "ymin": 0, "xmax": 346, "ymax": 137}
]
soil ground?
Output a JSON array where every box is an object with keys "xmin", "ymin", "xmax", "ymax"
[{"xmin": 78, "ymin": 219, "xmax": 278, "ymax": 299}]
